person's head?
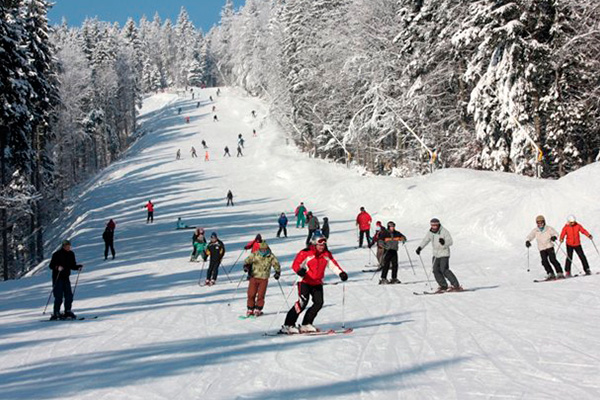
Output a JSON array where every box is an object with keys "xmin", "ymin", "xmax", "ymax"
[
  {"xmin": 62, "ymin": 239, "xmax": 71, "ymax": 251},
  {"xmin": 313, "ymin": 236, "xmax": 327, "ymax": 252},
  {"xmin": 323, "ymin": 217, "xmax": 328, "ymax": 222},
  {"xmin": 255, "ymin": 234, "xmax": 262, "ymax": 242},
  {"xmin": 536, "ymin": 215, "xmax": 546, "ymax": 228},
  {"xmin": 281, "ymin": 212, "xmax": 285, "ymax": 217},
  {"xmin": 300, "ymin": 202, "xmax": 304, "ymax": 205},
  {"xmin": 360, "ymin": 206, "xmax": 365, "ymax": 212},
  {"xmin": 307, "ymin": 211, "xmax": 312, "ymax": 216},
  {"xmin": 178, "ymin": 217, "xmax": 181, "ymax": 221},
  {"xmin": 567, "ymin": 215, "xmax": 576, "ymax": 225},
  {"xmin": 376, "ymin": 221, "xmax": 382, "ymax": 231},
  {"xmin": 430, "ymin": 218, "xmax": 441, "ymax": 233},
  {"xmin": 210, "ymin": 232, "xmax": 218, "ymax": 242},
  {"xmin": 387, "ymin": 221, "xmax": 396, "ymax": 231}
]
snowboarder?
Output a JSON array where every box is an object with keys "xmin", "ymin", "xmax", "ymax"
[
  {"xmin": 560, "ymin": 215, "xmax": 593, "ymax": 276},
  {"xmin": 277, "ymin": 213, "xmax": 288, "ymax": 238},
  {"xmin": 176, "ymin": 149, "xmax": 181, "ymax": 160},
  {"xmin": 236, "ymin": 145, "xmax": 243, "ymax": 157},
  {"xmin": 205, "ymin": 151, "xmax": 210, "ymax": 161},
  {"xmin": 204, "ymin": 232, "xmax": 225, "ymax": 286},
  {"xmin": 525, "ymin": 215, "xmax": 564, "ymax": 279},
  {"xmin": 48, "ymin": 240, "xmax": 83, "ymax": 320},
  {"xmin": 238, "ymin": 134, "xmax": 245, "ymax": 149},
  {"xmin": 244, "ymin": 234, "xmax": 263, "ymax": 253},
  {"xmin": 202, "ymin": 140, "xmax": 207, "ymax": 149},
  {"xmin": 321, "ymin": 217, "xmax": 330, "ymax": 239},
  {"xmin": 305, "ymin": 212, "xmax": 320, "ymax": 246},
  {"xmin": 191, "ymin": 228, "xmax": 208, "ymax": 262},
  {"xmin": 377, "ymin": 221, "xmax": 406, "ymax": 284},
  {"xmin": 213, "ymin": 115, "xmax": 219, "ymax": 122},
  {"xmin": 191, "ymin": 146, "xmax": 197, "ymax": 158},
  {"xmin": 176, "ymin": 217, "xmax": 194, "ymax": 230},
  {"xmin": 356, "ymin": 207, "xmax": 372, "ymax": 248},
  {"xmin": 226, "ymin": 190, "xmax": 234, "ymax": 206},
  {"xmin": 224, "ymin": 146, "xmax": 231, "ymax": 157},
  {"xmin": 102, "ymin": 220, "xmax": 116, "ymax": 260},
  {"xmin": 144, "ymin": 200, "xmax": 154, "ymax": 223},
  {"xmin": 280, "ymin": 235, "xmax": 348, "ymax": 334},
  {"xmin": 295, "ymin": 202, "xmax": 307, "ymax": 228},
  {"xmin": 243, "ymin": 241, "xmax": 281, "ymax": 317},
  {"xmin": 416, "ymin": 218, "xmax": 462, "ymax": 291}
]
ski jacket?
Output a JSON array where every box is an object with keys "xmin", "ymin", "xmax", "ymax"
[
  {"xmin": 176, "ymin": 220, "xmax": 187, "ymax": 229},
  {"xmin": 527, "ymin": 226, "xmax": 559, "ymax": 251},
  {"xmin": 227, "ymin": 192, "xmax": 233, "ymax": 199},
  {"xmin": 308, "ymin": 216, "xmax": 320, "ymax": 230},
  {"xmin": 192, "ymin": 232, "xmax": 206, "ymax": 245},
  {"xmin": 378, "ymin": 229, "xmax": 406, "ymax": 251},
  {"xmin": 244, "ymin": 252, "xmax": 281, "ymax": 280},
  {"xmin": 372, "ymin": 229, "xmax": 384, "ymax": 248},
  {"xmin": 560, "ymin": 223, "xmax": 591, "ymax": 247},
  {"xmin": 205, "ymin": 240, "xmax": 225, "ymax": 262},
  {"xmin": 102, "ymin": 228, "xmax": 114, "ymax": 243},
  {"xmin": 295, "ymin": 205, "xmax": 306, "ymax": 217},
  {"xmin": 291, "ymin": 246, "xmax": 345, "ymax": 286},
  {"xmin": 49, "ymin": 248, "xmax": 80, "ymax": 282},
  {"xmin": 356, "ymin": 211, "xmax": 372, "ymax": 231},
  {"xmin": 244, "ymin": 239, "xmax": 262, "ymax": 253},
  {"xmin": 419, "ymin": 226, "xmax": 453, "ymax": 258},
  {"xmin": 321, "ymin": 221, "xmax": 330, "ymax": 238},
  {"xmin": 278, "ymin": 215, "xmax": 288, "ymax": 227},
  {"xmin": 145, "ymin": 202, "xmax": 154, "ymax": 212},
  {"xmin": 106, "ymin": 220, "xmax": 116, "ymax": 230}
]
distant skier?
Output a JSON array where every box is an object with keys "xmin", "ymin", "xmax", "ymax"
[
  {"xmin": 243, "ymin": 241, "xmax": 281, "ymax": 317},
  {"xmin": 279, "ymin": 235, "xmax": 347, "ymax": 334},
  {"xmin": 416, "ymin": 218, "xmax": 463, "ymax": 291},
  {"xmin": 185, "ymin": 116, "xmax": 190, "ymax": 124},
  {"xmin": 48, "ymin": 240, "xmax": 83, "ymax": 320},
  {"xmin": 560, "ymin": 215, "xmax": 593, "ymax": 276},
  {"xmin": 251, "ymin": 110, "xmax": 256, "ymax": 118},
  {"xmin": 227, "ymin": 190, "xmax": 234, "ymax": 206},
  {"xmin": 238, "ymin": 134, "xmax": 245, "ymax": 149},
  {"xmin": 212, "ymin": 105, "xmax": 216, "ymax": 112},
  {"xmin": 102, "ymin": 219, "xmax": 116, "ymax": 260},
  {"xmin": 204, "ymin": 232, "xmax": 225, "ymax": 286},
  {"xmin": 377, "ymin": 221, "xmax": 406, "ymax": 284},
  {"xmin": 216, "ymin": 88, "xmax": 221, "ymax": 96},
  {"xmin": 236, "ymin": 145, "xmax": 243, "ymax": 157},
  {"xmin": 205, "ymin": 151, "xmax": 210, "ymax": 161},
  {"xmin": 369, "ymin": 221, "xmax": 385, "ymax": 267},
  {"xmin": 178, "ymin": 107, "xmax": 182, "ymax": 115},
  {"xmin": 191, "ymin": 146, "xmax": 197, "ymax": 158},
  {"xmin": 525, "ymin": 215, "xmax": 564, "ymax": 280},
  {"xmin": 202, "ymin": 140, "xmax": 207, "ymax": 149},
  {"xmin": 144, "ymin": 200, "xmax": 154, "ymax": 223},
  {"xmin": 176, "ymin": 149, "xmax": 181, "ymax": 160},
  {"xmin": 196, "ymin": 102, "xmax": 200, "ymax": 108},
  {"xmin": 321, "ymin": 217, "xmax": 330, "ymax": 239},
  {"xmin": 209, "ymin": 95, "xmax": 213, "ymax": 102},
  {"xmin": 213, "ymin": 115, "xmax": 219, "ymax": 122},
  {"xmin": 295, "ymin": 202, "xmax": 307, "ymax": 228},
  {"xmin": 224, "ymin": 146, "xmax": 231, "ymax": 157},
  {"xmin": 253, "ymin": 129, "xmax": 257, "ymax": 137},
  {"xmin": 244, "ymin": 234, "xmax": 263, "ymax": 253},
  {"xmin": 191, "ymin": 228, "xmax": 208, "ymax": 262},
  {"xmin": 356, "ymin": 207, "xmax": 373, "ymax": 248},
  {"xmin": 277, "ymin": 213, "xmax": 288, "ymax": 238},
  {"xmin": 306, "ymin": 212, "xmax": 320, "ymax": 246},
  {"xmin": 176, "ymin": 217, "xmax": 193, "ymax": 230}
]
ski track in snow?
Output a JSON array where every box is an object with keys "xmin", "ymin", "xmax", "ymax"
[{"xmin": 1, "ymin": 87, "xmax": 600, "ymax": 399}]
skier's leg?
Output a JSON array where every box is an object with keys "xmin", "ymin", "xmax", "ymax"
[
  {"xmin": 110, "ymin": 242, "xmax": 115, "ymax": 258},
  {"xmin": 390, "ymin": 251, "xmax": 399, "ymax": 280},
  {"xmin": 104, "ymin": 242, "xmax": 109, "ymax": 259},
  {"xmin": 574, "ymin": 245, "xmax": 591, "ymax": 272},
  {"xmin": 302, "ymin": 285, "xmax": 324, "ymax": 325},
  {"xmin": 548, "ymin": 248, "xmax": 563, "ymax": 274},
  {"xmin": 247, "ymin": 278, "xmax": 258, "ymax": 310},
  {"xmin": 283, "ymin": 227, "xmax": 287, "ymax": 237},
  {"xmin": 439, "ymin": 257, "xmax": 459, "ymax": 287},
  {"xmin": 276, "ymin": 227, "xmax": 282, "ymax": 237},
  {"xmin": 64, "ymin": 280, "xmax": 74, "ymax": 312},
  {"xmin": 53, "ymin": 279, "xmax": 64, "ymax": 315},
  {"xmin": 565, "ymin": 246, "xmax": 574, "ymax": 273},
  {"xmin": 540, "ymin": 250, "xmax": 554, "ymax": 274},
  {"xmin": 380, "ymin": 251, "xmax": 391, "ymax": 280},
  {"xmin": 284, "ymin": 283, "xmax": 309, "ymax": 326},
  {"xmin": 256, "ymin": 278, "xmax": 269, "ymax": 310},
  {"xmin": 432, "ymin": 258, "xmax": 448, "ymax": 288},
  {"xmin": 358, "ymin": 230, "xmax": 364, "ymax": 247}
]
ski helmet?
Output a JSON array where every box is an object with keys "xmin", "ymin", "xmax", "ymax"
[
  {"xmin": 567, "ymin": 215, "xmax": 576, "ymax": 223},
  {"xmin": 536, "ymin": 215, "xmax": 545, "ymax": 223}
]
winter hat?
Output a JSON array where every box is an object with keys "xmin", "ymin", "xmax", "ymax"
[
  {"xmin": 387, "ymin": 221, "xmax": 396, "ymax": 228},
  {"xmin": 567, "ymin": 215, "xmax": 576, "ymax": 223},
  {"xmin": 62, "ymin": 239, "xmax": 71, "ymax": 247},
  {"xmin": 376, "ymin": 221, "xmax": 382, "ymax": 226},
  {"xmin": 211, "ymin": 232, "xmax": 218, "ymax": 239},
  {"xmin": 360, "ymin": 207, "xmax": 365, "ymax": 211},
  {"xmin": 536, "ymin": 215, "xmax": 546, "ymax": 223},
  {"xmin": 323, "ymin": 217, "xmax": 328, "ymax": 222},
  {"xmin": 430, "ymin": 218, "xmax": 440, "ymax": 224}
]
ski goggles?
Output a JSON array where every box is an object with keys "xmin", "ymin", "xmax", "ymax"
[{"xmin": 315, "ymin": 237, "xmax": 327, "ymax": 246}]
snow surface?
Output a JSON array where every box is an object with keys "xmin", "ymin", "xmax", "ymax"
[{"xmin": 2, "ymin": 88, "xmax": 600, "ymax": 399}]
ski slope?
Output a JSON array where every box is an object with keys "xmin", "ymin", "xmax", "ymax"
[{"xmin": 1, "ymin": 87, "xmax": 600, "ymax": 400}]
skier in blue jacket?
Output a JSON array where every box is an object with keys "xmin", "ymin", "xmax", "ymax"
[{"xmin": 277, "ymin": 213, "xmax": 288, "ymax": 238}]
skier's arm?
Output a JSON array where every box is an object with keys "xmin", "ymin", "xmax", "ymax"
[
  {"xmin": 443, "ymin": 230, "xmax": 453, "ymax": 247},
  {"xmin": 272, "ymin": 256, "xmax": 281, "ymax": 273},
  {"xmin": 526, "ymin": 229, "xmax": 537, "ymax": 242},
  {"xmin": 291, "ymin": 251, "xmax": 309, "ymax": 274},
  {"xmin": 560, "ymin": 226, "xmax": 567, "ymax": 242},
  {"xmin": 579, "ymin": 225, "xmax": 591, "ymax": 238},
  {"xmin": 325, "ymin": 253, "xmax": 344, "ymax": 276},
  {"xmin": 419, "ymin": 233, "xmax": 432, "ymax": 249}
]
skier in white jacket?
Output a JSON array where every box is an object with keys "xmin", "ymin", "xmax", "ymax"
[
  {"xmin": 526, "ymin": 215, "xmax": 564, "ymax": 279},
  {"xmin": 416, "ymin": 218, "xmax": 462, "ymax": 293}
]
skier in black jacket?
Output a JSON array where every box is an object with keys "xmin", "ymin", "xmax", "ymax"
[
  {"xmin": 378, "ymin": 221, "xmax": 406, "ymax": 285},
  {"xmin": 48, "ymin": 240, "xmax": 83, "ymax": 320},
  {"xmin": 204, "ymin": 232, "xmax": 226, "ymax": 286},
  {"xmin": 102, "ymin": 220, "xmax": 116, "ymax": 260}
]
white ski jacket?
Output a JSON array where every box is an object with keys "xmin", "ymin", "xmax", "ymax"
[
  {"xmin": 526, "ymin": 226, "xmax": 559, "ymax": 251},
  {"xmin": 419, "ymin": 226, "xmax": 453, "ymax": 258}
]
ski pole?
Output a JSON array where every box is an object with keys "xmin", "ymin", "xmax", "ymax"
[
  {"xmin": 227, "ymin": 249, "xmax": 247, "ymax": 275},
  {"xmin": 591, "ymin": 239, "xmax": 600, "ymax": 257},
  {"xmin": 341, "ymin": 282, "xmax": 346, "ymax": 329},
  {"xmin": 403, "ymin": 243, "xmax": 416, "ymax": 276},
  {"xmin": 227, "ymin": 272, "xmax": 247, "ymax": 306},
  {"xmin": 526, "ymin": 247, "xmax": 530, "ymax": 272},
  {"xmin": 197, "ymin": 260, "xmax": 206, "ymax": 286},
  {"xmin": 557, "ymin": 242, "xmax": 582, "ymax": 275},
  {"xmin": 417, "ymin": 254, "xmax": 434, "ymax": 291},
  {"xmin": 276, "ymin": 278, "xmax": 290, "ymax": 308},
  {"xmin": 220, "ymin": 262, "xmax": 233, "ymax": 283},
  {"xmin": 264, "ymin": 276, "xmax": 299, "ymax": 335},
  {"xmin": 43, "ymin": 270, "xmax": 61, "ymax": 315},
  {"xmin": 71, "ymin": 266, "xmax": 83, "ymax": 299}
]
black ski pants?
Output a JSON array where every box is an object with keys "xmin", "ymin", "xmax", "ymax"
[
  {"xmin": 540, "ymin": 248, "xmax": 563, "ymax": 275},
  {"xmin": 285, "ymin": 282, "xmax": 324, "ymax": 326},
  {"xmin": 147, "ymin": 211, "xmax": 153, "ymax": 223},
  {"xmin": 104, "ymin": 240, "xmax": 115, "ymax": 259},
  {"xmin": 207, "ymin": 259, "xmax": 221, "ymax": 281},
  {"xmin": 359, "ymin": 229, "xmax": 371, "ymax": 247},
  {"xmin": 306, "ymin": 229, "xmax": 317, "ymax": 246},
  {"xmin": 277, "ymin": 226, "xmax": 287, "ymax": 237},
  {"xmin": 227, "ymin": 198, "xmax": 234, "ymax": 206},
  {"xmin": 53, "ymin": 278, "xmax": 73, "ymax": 315},
  {"xmin": 381, "ymin": 250, "xmax": 398, "ymax": 280},
  {"xmin": 565, "ymin": 245, "xmax": 590, "ymax": 273},
  {"xmin": 432, "ymin": 257, "xmax": 459, "ymax": 288}
]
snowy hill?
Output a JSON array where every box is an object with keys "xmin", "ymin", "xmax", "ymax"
[{"xmin": 1, "ymin": 88, "xmax": 600, "ymax": 400}]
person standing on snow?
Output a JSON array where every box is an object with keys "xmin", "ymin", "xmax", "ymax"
[
  {"xmin": 226, "ymin": 190, "xmax": 234, "ymax": 206},
  {"xmin": 321, "ymin": 217, "xmax": 330, "ymax": 239},
  {"xmin": 244, "ymin": 234, "xmax": 263, "ymax": 253},
  {"xmin": 224, "ymin": 146, "xmax": 231, "ymax": 157},
  {"xmin": 356, "ymin": 207, "xmax": 373, "ymax": 248},
  {"xmin": 369, "ymin": 221, "xmax": 385, "ymax": 269},
  {"xmin": 277, "ymin": 213, "xmax": 288, "ymax": 238},
  {"xmin": 306, "ymin": 211, "xmax": 320, "ymax": 246},
  {"xmin": 202, "ymin": 140, "xmax": 207, "ymax": 149},
  {"xmin": 190, "ymin": 228, "xmax": 208, "ymax": 262},
  {"xmin": 191, "ymin": 146, "xmax": 197, "ymax": 158},
  {"xmin": 525, "ymin": 215, "xmax": 564, "ymax": 280},
  {"xmin": 236, "ymin": 145, "xmax": 244, "ymax": 157},
  {"xmin": 243, "ymin": 241, "xmax": 281, "ymax": 317},
  {"xmin": 560, "ymin": 215, "xmax": 593, "ymax": 276},
  {"xmin": 378, "ymin": 221, "xmax": 406, "ymax": 284},
  {"xmin": 238, "ymin": 134, "xmax": 245, "ymax": 149},
  {"xmin": 416, "ymin": 218, "xmax": 463, "ymax": 292},
  {"xmin": 102, "ymin": 219, "xmax": 116, "ymax": 260},
  {"xmin": 48, "ymin": 240, "xmax": 83, "ymax": 320},
  {"xmin": 204, "ymin": 232, "xmax": 225, "ymax": 286},
  {"xmin": 144, "ymin": 200, "xmax": 154, "ymax": 223},
  {"xmin": 280, "ymin": 235, "xmax": 348, "ymax": 334},
  {"xmin": 176, "ymin": 149, "xmax": 181, "ymax": 160},
  {"xmin": 295, "ymin": 202, "xmax": 307, "ymax": 228}
]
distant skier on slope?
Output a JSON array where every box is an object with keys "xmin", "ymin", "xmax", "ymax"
[
  {"xmin": 280, "ymin": 234, "xmax": 348, "ymax": 334},
  {"xmin": 102, "ymin": 219, "xmax": 116, "ymax": 260},
  {"xmin": 48, "ymin": 240, "xmax": 83, "ymax": 320},
  {"xmin": 202, "ymin": 140, "xmax": 207, "ymax": 149},
  {"xmin": 277, "ymin": 213, "xmax": 288, "ymax": 238},
  {"xmin": 238, "ymin": 134, "xmax": 245, "ymax": 149},
  {"xmin": 306, "ymin": 211, "xmax": 320, "ymax": 246},
  {"xmin": 356, "ymin": 207, "xmax": 372, "ymax": 248},
  {"xmin": 224, "ymin": 146, "xmax": 231, "ymax": 157},
  {"xmin": 226, "ymin": 190, "xmax": 234, "ymax": 206},
  {"xmin": 236, "ymin": 145, "xmax": 243, "ymax": 157},
  {"xmin": 416, "ymin": 218, "xmax": 462, "ymax": 292},
  {"xmin": 243, "ymin": 241, "xmax": 281, "ymax": 317},
  {"xmin": 525, "ymin": 215, "xmax": 564, "ymax": 280},
  {"xmin": 560, "ymin": 215, "xmax": 593, "ymax": 276},
  {"xmin": 191, "ymin": 146, "xmax": 197, "ymax": 158},
  {"xmin": 144, "ymin": 200, "xmax": 154, "ymax": 223},
  {"xmin": 176, "ymin": 217, "xmax": 194, "ymax": 230},
  {"xmin": 204, "ymin": 232, "xmax": 225, "ymax": 286},
  {"xmin": 321, "ymin": 217, "xmax": 330, "ymax": 239},
  {"xmin": 295, "ymin": 202, "xmax": 307, "ymax": 228},
  {"xmin": 377, "ymin": 221, "xmax": 406, "ymax": 284},
  {"xmin": 176, "ymin": 149, "xmax": 181, "ymax": 160}
]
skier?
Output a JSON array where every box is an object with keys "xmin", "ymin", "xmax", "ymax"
[
  {"xmin": 213, "ymin": 115, "xmax": 219, "ymax": 122},
  {"xmin": 48, "ymin": 240, "xmax": 83, "ymax": 320},
  {"xmin": 525, "ymin": 215, "xmax": 564, "ymax": 280},
  {"xmin": 216, "ymin": 88, "xmax": 221, "ymax": 96},
  {"xmin": 224, "ymin": 146, "xmax": 231, "ymax": 157},
  {"xmin": 209, "ymin": 95, "xmax": 213, "ymax": 102},
  {"xmin": 416, "ymin": 218, "xmax": 463, "ymax": 291},
  {"xmin": 204, "ymin": 232, "xmax": 225, "ymax": 286},
  {"xmin": 253, "ymin": 129, "xmax": 257, "ymax": 137},
  {"xmin": 236, "ymin": 145, "xmax": 243, "ymax": 157},
  {"xmin": 191, "ymin": 228, "xmax": 208, "ymax": 262},
  {"xmin": 295, "ymin": 202, "xmax": 307, "ymax": 228},
  {"xmin": 321, "ymin": 217, "xmax": 330, "ymax": 239},
  {"xmin": 277, "ymin": 213, "xmax": 288, "ymax": 238},
  {"xmin": 176, "ymin": 149, "xmax": 181, "ymax": 160},
  {"xmin": 356, "ymin": 207, "xmax": 373, "ymax": 248},
  {"xmin": 560, "ymin": 215, "xmax": 593, "ymax": 276},
  {"xmin": 226, "ymin": 190, "xmax": 234, "ymax": 206},
  {"xmin": 185, "ymin": 116, "xmax": 190, "ymax": 124},
  {"xmin": 102, "ymin": 220, "xmax": 116, "ymax": 260},
  {"xmin": 191, "ymin": 146, "xmax": 197, "ymax": 158},
  {"xmin": 306, "ymin": 211, "xmax": 320, "ymax": 246},
  {"xmin": 176, "ymin": 217, "xmax": 193, "ymax": 230},
  {"xmin": 212, "ymin": 105, "xmax": 216, "ymax": 112},
  {"xmin": 202, "ymin": 140, "xmax": 207, "ymax": 149},
  {"xmin": 369, "ymin": 221, "xmax": 385, "ymax": 267},
  {"xmin": 178, "ymin": 107, "xmax": 182, "ymax": 115},
  {"xmin": 205, "ymin": 151, "xmax": 210, "ymax": 161},
  {"xmin": 144, "ymin": 200, "xmax": 154, "ymax": 223},
  {"xmin": 238, "ymin": 134, "xmax": 245, "ymax": 149},
  {"xmin": 244, "ymin": 234, "xmax": 263, "ymax": 253},
  {"xmin": 280, "ymin": 235, "xmax": 348, "ymax": 334},
  {"xmin": 196, "ymin": 102, "xmax": 200, "ymax": 108},
  {"xmin": 243, "ymin": 242, "xmax": 281, "ymax": 317},
  {"xmin": 377, "ymin": 221, "xmax": 406, "ymax": 284},
  {"xmin": 251, "ymin": 110, "xmax": 256, "ymax": 118}
]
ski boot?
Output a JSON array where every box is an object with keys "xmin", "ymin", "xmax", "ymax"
[
  {"xmin": 585, "ymin": 269, "xmax": 592, "ymax": 276},
  {"xmin": 434, "ymin": 286, "xmax": 448, "ymax": 294},
  {"xmin": 545, "ymin": 273, "xmax": 556, "ymax": 281},
  {"xmin": 448, "ymin": 285, "xmax": 464, "ymax": 292},
  {"xmin": 556, "ymin": 273, "xmax": 565, "ymax": 279},
  {"xmin": 49, "ymin": 313, "xmax": 61, "ymax": 321},
  {"xmin": 565, "ymin": 271, "xmax": 571, "ymax": 277},
  {"xmin": 299, "ymin": 324, "xmax": 318, "ymax": 333},
  {"xmin": 63, "ymin": 311, "xmax": 77, "ymax": 320},
  {"xmin": 279, "ymin": 325, "xmax": 299, "ymax": 335},
  {"xmin": 378, "ymin": 279, "xmax": 390, "ymax": 285},
  {"xmin": 253, "ymin": 309, "xmax": 263, "ymax": 317},
  {"xmin": 246, "ymin": 309, "xmax": 254, "ymax": 318},
  {"xmin": 389, "ymin": 278, "xmax": 401, "ymax": 284}
]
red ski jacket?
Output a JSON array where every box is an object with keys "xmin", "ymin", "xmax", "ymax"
[
  {"xmin": 244, "ymin": 240, "xmax": 261, "ymax": 253},
  {"xmin": 356, "ymin": 211, "xmax": 372, "ymax": 231},
  {"xmin": 145, "ymin": 202, "xmax": 154, "ymax": 212},
  {"xmin": 560, "ymin": 223, "xmax": 591, "ymax": 247},
  {"xmin": 291, "ymin": 246, "xmax": 345, "ymax": 286}
]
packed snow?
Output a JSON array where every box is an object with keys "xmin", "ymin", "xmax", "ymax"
[{"xmin": 1, "ymin": 88, "xmax": 599, "ymax": 400}]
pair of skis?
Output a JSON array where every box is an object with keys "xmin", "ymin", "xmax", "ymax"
[{"xmin": 264, "ymin": 328, "xmax": 354, "ymax": 337}]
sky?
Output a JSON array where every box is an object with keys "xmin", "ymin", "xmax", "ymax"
[{"xmin": 47, "ymin": 0, "xmax": 246, "ymax": 32}]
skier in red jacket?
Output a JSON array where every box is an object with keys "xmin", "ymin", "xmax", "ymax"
[
  {"xmin": 144, "ymin": 200, "xmax": 154, "ymax": 223},
  {"xmin": 280, "ymin": 234, "xmax": 348, "ymax": 334},
  {"xmin": 560, "ymin": 215, "xmax": 593, "ymax": 276},
  {"xmin": 356, "ymin": 207, "xmax": 372, "ymax": 247},
  {"xmin": 244, "ymin": 234, "xmax": 263, "ymax": 253}
]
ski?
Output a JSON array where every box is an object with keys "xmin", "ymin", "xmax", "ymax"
[
  {"xmin": 238, "ymin": 315, "xmax": 256, "ymax": 320},
  {"xmin": 413, "ymin": 289, "xmax": 468, "ymax": 295},
  {"xmin": 42, "ymin": 316, "xmax": 98, "ymax": 322},
  {"xmin": 533, "ymin": 278, "xmax": 565, "ymax": 283},
  {"xmin": 264, "ymin": 328, "xmax": 353, "ymax": 337},
  {"xmin": 362, "ymin": 268, "xmax": 381, "ymax": 273}
]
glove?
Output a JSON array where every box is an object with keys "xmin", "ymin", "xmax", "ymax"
[
  {"xmin": 525, "ymin": 241, "xmax": 531, "ymax": 248},
  {"xmin": 589, "ymin": 235, "xmax": 593, "ymax": 240},
  {"xmin": 243, "ymin": 264, "xmax": 250, "ymax": 273},
  {"xmin": 550, "ymin": 236, "xmax": 557, "ymax": 242},
  {"xmin": 415, "ymin": 247, "xmax": 422, "ymax": 255},
  {"xmin": 297, "ymin": 268, "xmax": 306, "ymax": 277},
  {"xmin": 274, "ymin": 272, "xmax": 280, "ymax": 280},
  {"xmin": 339, "ymin": 272, "xmax": 348, "ymax": 281},
  {"xmin": 76, "ymin": 265, "xmax": 83, "ymax": 270},
  {"xmin": 439, "ymin": 238, "xmax": 445, "ymax": 245}
]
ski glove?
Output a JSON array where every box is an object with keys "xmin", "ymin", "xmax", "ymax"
[
  {"xmin": 339, "ymin": 272, "xmax": 348, "ymax": 281},
  {"xmin": 525, "ymin": 241, "xmax": 531, "ymax": 248},
  {"xmin": 274, "ymin": 272, "xmax": 280, "ymax": 280},
  {"xmin": 243, "ymin": 264, "xmax": 250, "ymax": 273},
  {"xmin": 550, "ymin": 236, "xmax": 557, "ymax": 242},
  {"xmin": 76, "ymin": 264, "xmax": 83, "ymax": 270},
  {"xmin": 297, "ymin": 268, "xmax": 307, "ymax": 277},
  {"xmin": 590, "ymin": 235, "xmax": 594, "ymax": 240},
  {"xmin": 439, "ymin": 238, "xmax": 445, "ymax": 245},
  {"xmin": 415, "ymin": 247, "xmax": 422, "ymax": 255}
]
